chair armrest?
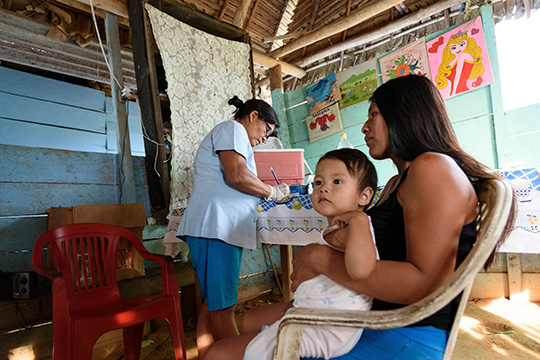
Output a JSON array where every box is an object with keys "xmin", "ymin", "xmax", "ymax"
[
  {"xmin": 133, "ymin": 245, "xmax": 179, "ymax": 295},
  {"xmin": 33, "ymin": 264, "xmax": 63, "ymax": 280}
]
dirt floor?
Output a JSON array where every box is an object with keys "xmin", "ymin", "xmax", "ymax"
[
  {"xmin": 452, "ymin": 298, "xmax": 540, "ymax": 359},
  {"xmin": 137, "ymin": 293, "xmax": 540, "ymax": 360}
]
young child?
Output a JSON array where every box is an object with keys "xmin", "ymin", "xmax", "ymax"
[{"xmin": 243, "ymin": 148, "xmax": 379, "ymax": 360}]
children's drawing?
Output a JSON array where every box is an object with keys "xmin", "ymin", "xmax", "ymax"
[
  {"xmin": 305, "ymin": 72, "xmax": 341, "ymax": 115},
  {"xmin": 378, "ymin": 38, "xmax": 431, "ymax": 83},
  {"xmin": 427, "ymin": 16, "xmax": 493, "ymax": 99},
  {"xmin": 336, "ymin": 59, "xmax": 379, "ymax": 109},
  {"xmin": 306, "ymin": 103, "xmax": 342, "ymax": 142}
]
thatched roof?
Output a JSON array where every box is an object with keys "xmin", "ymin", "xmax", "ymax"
[{"xmin": 0, "ymin": 0, "xmax": 538, "ymax": 94}]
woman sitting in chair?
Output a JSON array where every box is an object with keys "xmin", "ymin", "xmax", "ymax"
[{"xmin": 205, "ymin": 75, "xmax": 514, "ymax": 360}]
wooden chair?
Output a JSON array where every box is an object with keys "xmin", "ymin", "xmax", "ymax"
[
  {"xmin": 32, "ymin": 223, "xmax": 186, "ymax": 360},
  {"xmin": 274, "ymin": 178, "xmax": 514, "ymax": 360}
]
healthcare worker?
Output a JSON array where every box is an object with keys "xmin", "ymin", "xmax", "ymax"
[{"xmin": 177, "ymin": 95, "xmax": 290, "ymax": 359}]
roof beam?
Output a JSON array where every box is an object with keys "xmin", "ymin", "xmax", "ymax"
[
  {"xmin": 218, "ymin": 0, "xmax": 230, "ymax": 19},
  {"xmin": 0, "ymin": 9, "xmax": 136, "ymax": 86},
  {"xmin": 296, "ymin": 0, "xmax": 462, "ymax": 68},
  {"xmin": 245, "ymin": 0, "xmax": 261, "ymax": 29},
  {"xmin": 54, "ymin": 0, "xmax": 130, "ymax": 26},
  {"xmin": 66, "ymin": 0, "xmax": 304, "ymax": 79},
  {"xmin": 75, "ymin": 0, "xmax": 128, "ymax": 18},
  {"xmin": 232, "ymin": 0, "xmax": 252, "ymax": 28},
  {"xmin": 269, "ymin": 0, "xmax": 404, "ymax": 59},
  {"xmin": 252, "ymin": 52, "xmax": 306, "ymax": 79}
]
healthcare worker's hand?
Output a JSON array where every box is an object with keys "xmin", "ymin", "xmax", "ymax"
[{"xmin": 266, "ymin": 183, "xmax": 290, "ymax": 201}]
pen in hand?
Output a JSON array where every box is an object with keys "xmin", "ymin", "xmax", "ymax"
[{"xmin": 270, "ymin": 167, "xmax": 280, "ymax": 184}]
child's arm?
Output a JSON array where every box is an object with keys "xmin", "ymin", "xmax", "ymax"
[{"xmin": 327, "ymin": 211, "xmax": 377, "ymax": 280}]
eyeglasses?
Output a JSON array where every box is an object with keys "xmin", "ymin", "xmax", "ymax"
[{"xmin": 263, "ymin": 120, "xmax": 274, "ymax": 137}]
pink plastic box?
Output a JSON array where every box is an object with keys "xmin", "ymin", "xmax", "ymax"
[{"xmin": 253, "ymin": 149, "xmax": 305, "ymax": 185}]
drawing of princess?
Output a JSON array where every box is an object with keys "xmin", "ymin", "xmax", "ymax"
[{"xmin": 435, "ymin": 30, "xmax": 485, "ymax": 97}]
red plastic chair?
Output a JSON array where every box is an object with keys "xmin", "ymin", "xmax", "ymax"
[{"xmin": 32, "ymin": 223, "xmax": 186, "ymax": 360}]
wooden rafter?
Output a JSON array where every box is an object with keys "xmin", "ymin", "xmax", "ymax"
[
  {"xmin": 245, "ymin": 0, "xmax": 260, "ymax": 30},
  {"xmin": 218, "ymin": 0, "xmax": 230, "ymax": 19},
  {"xmin": 232, "ymin": 0, "xmax": 251, "ymax": 28},
  {"xmin": 272, "ymin": 0, "xmax": 290, "ymax": 37},
  {"xmin": 296, "ymin": 0, "xmax": 462, "ymax": 68},
  {"xmin": 338, "ymin": 0, "xmax": 352, "ymax": 71},
  {"xmin": 75, "ymin": 0, "xmax": 128, "ymax": 18},
  {"xmin": 253, "ymin": 52, "xmax": 306, "ymax": 79},
  {"xmin": 269, "ymin": 0, "xmax": 404, "ymax": 59},
  {"xmin": 53, "ymin": 0, "xmax": 128, "ymax": 26},
  {"xmin": 300, "ymin": 0, "xmax": 320, "ymax": 57}
]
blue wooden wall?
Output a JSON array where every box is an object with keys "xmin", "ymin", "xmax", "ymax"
[
  {"xmin": 0, "ymin": 66, "xmax": 280, "ymax": 298},
  {"xmin": 279, "ymin": 6, "xmax": 540, "ymax": 185},
  {"xmin": 0, "ymin": 66, "xmax": 150, "ymax": 272}
]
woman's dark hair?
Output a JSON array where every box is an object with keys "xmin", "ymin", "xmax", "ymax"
[
  {"xmin": 319, "ymin": 149, "xmax": 378, "ymax": 200},
  {"xmin": 371, "ymin": 75, "xmax": 515, "ymax": 266},
  {"xmin": 228, "ymin": 96, "xmax": 280, "ymax": 128},
  {"xmin": 371, "ymin": 75, "xmax": 492, "ymax": 180}
]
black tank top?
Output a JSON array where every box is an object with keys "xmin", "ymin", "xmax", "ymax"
[{"xmin": 366, "ymin": 167, "xmax": 477, "ymax": 331}]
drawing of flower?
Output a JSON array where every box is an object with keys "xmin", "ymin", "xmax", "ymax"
[
  {"xmin": 395, "ymin": 63, "xmax": 411, "ymax": 76},
  {"xmin": 387, "ymin": 55, "xmax": 421, "ymax": 80}
]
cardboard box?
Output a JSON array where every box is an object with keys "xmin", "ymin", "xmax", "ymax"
[
  {"xmin": 253, "ymin": 149, "xmax": 305, "ymax": 185},
  {"xmin": 46, "ymin": 204, "xmax": 147, "ymax": 280}
]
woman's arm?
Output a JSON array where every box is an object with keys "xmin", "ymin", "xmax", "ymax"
[
  {"xmin": 219, "ymin": 150, "xmax": 271, "ymax": 198},
  {"xmin": 292, "ymin": 153, "xmax": 478, "ymax": 304}
]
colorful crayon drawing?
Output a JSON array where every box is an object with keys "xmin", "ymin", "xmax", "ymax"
[
  {"xmin": 426, "ymin": 16, "xmax": 493, "ymax": 99},
  {"xmin": 378, "ymin": 38, "xmax": 431, "ymax": 83},
  {"xmin": 305, "ymin": 72, "xmax": 342, "ymax": 115},
  {"xmin": 336, "ymin": 59, "xmax": 379, "ymax": 109},
  {"xmin": 306, "ymin": 103, "xmax": 343, "ymax": 142}
]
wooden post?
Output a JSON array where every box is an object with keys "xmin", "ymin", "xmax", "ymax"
[
  {"xmin": 269, "ymin": 64, "xmax": 291, "ymax": 148},
  {"xmin": 105, "ymin": 12, "xmax": 136, "ymax": 204},
  {"xmin": 270, "ymin": 64, "xmax": 294, "ymax": 302},
  {"xmin": 481, "ymin": 5, "xmax": 502, "ymax": 169},
  {"xmin": 128, "ymin": 0, "xmax": 170, "ymax": 213},
  {"xmin": 269, "ymin": 64, "xmax": 283, "ymax": 90},
  {"xmin": 280, "ymin": 244, "xmax": 294, "ymax": 302},
  {"xmin": 507, "ymin": 253, "xmax": 523, "ymax": 301},
  {"xmin": 444, "ymin": 9, "xmax": 451, "ymax": 28}
]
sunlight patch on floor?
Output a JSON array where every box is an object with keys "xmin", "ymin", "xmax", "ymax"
[
  {"xmin": 459, "ymin": 316, "xmax": 485, "ymax": 339},
  {"xmin": 453, "ymin": 298, "xmax": 540, "ymax": 360},
  {"xmin": 481, "ymin": 297, "xmax": 540, "ymax": 340},
  {"xmin": 7, "ymin": 345, "xmax": 35, "ymax": 360}
]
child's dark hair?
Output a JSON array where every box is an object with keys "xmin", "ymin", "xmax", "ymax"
[
  {"xmin": 228, "ymin": 96, "xmax": 280, "ymax": 128},
  {"xmin": 319, "ymin": 148, "xmax": 378, "ymax": 196}
]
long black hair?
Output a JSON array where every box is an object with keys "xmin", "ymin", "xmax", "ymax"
[
  {"xmin": 228, "ymin": 96, "xmax": 280, "ymax": 128},
  {"xmin": 371, "ymin": 75, "xmax": 492, "ymax": 181},
  {"xmin": 371, "ymin": 75, "xmax": 515, "ymax": 265}
]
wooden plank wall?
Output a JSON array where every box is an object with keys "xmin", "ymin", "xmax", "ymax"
[
  {"xmin": 0, "ymin": 66, "xmax": 145, "ymax": 155},
  {"xmin": 0, "ymin": 66, "xmax": 151, "ymax": 272}
]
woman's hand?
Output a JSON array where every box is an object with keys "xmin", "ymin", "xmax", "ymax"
[{"xmin": 291, "ymin": 244, "xmax": 332, "ymax": 291}]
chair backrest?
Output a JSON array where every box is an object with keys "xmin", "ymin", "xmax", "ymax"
[
  {"xmin": 32, "ymin": 223, "xmax": 142, "ymax": 310},
  {"xmin": 275, "ymin": 179, "xmax": 514, "ymax": 360}
]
